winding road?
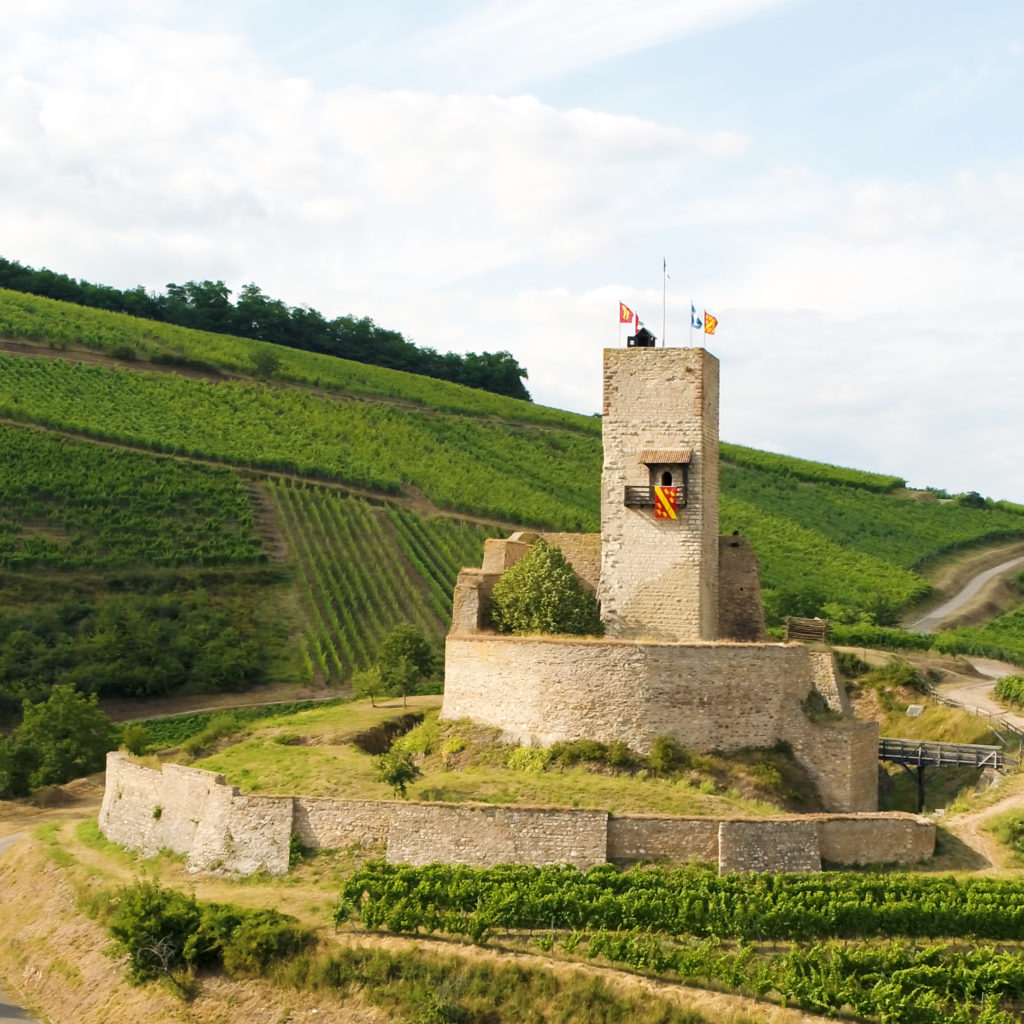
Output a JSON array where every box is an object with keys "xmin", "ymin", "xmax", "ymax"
[{"xmin": 907, "ymin": 554, "xmax": 1024, "ymax": 633}]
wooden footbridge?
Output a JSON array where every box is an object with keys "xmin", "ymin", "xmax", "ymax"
[{"xmin": 879, "ymin": 737, "xmax": 1018, "ymax": 812}]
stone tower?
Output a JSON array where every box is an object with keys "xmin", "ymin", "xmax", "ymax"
[{"xmin": 598, "ymin": 347, "xmax": 720, "ymax": 640}]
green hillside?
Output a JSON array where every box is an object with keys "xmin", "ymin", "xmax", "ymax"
[{"xmin": 1, "ymin": 287, "xmax": 1023, "ymax": 715}]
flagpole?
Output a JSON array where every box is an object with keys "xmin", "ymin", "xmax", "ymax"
[{"xmin": 662, "ymin": 259, "xmax": 667, "ymax": 347}]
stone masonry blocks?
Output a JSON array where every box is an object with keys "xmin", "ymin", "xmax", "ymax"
[
  {"xmin": 599, "ymin": 348, "xmax": 720, "ymax": 641},
  {"xmin": 100, "ymin": 754, "xmax": 929, "ymax": 875}
]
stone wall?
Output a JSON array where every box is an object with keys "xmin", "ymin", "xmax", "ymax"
[
  {"xmin": 599, "ymin": 348, "xmax": 720, "ymax": 641},
  {"xmin": 717, "ymin": 535, "xmax": 767, "ymax": 641},
  {"xmin": 292, "ymin": 798, "xmax": 388, "ymax": 852},
  {"xmin": 386, "ymin": 804, "xmax": 608, "ymax": 869},
  {"xmin": 99, "ymin": 754, "xmax": 930, "ymax": 875},
  {"xmin": 441, "ymin": 633, "xmax": 878, "ymax": 812},
  {"xmin": 607, "ymin": 815, "xmax": 719, "ymax": 864},
  {"xmin": 819, "ymin": 813, "xmax": 935, "ymax": 865},
  {"xmin": 99, "ymin": 754, "xmax": 292, "ymax": 874},
  {"xmin": 719, "ymin": 819, "xmax": 822, "ymax": 873}
]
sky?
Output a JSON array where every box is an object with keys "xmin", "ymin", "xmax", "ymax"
[{"xmin": 2, "ymin": 0, "xmax": 1023, "ymax": 500}]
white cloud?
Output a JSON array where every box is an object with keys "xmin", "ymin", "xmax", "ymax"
[
  {"xmin": 383, "ymin": 0, "xmax": 803, "ymax": 89},
  {"xmin": 2, "ymin": 2, "xmax": 1024, "ymax": 507}
]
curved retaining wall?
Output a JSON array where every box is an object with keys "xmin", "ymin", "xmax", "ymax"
[
  {"xmin": 99, "ymin": 753, "xmax": 933, "ymax": 876},
  {"xmin": 441, "ymin": 634, "xmax": 879, "ymax": 812}
]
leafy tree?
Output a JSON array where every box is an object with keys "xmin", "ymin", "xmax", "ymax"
[
  {"xmin": 351, "ymin": 665, "xmax": 386, "ymax": 707},
  {"xmin": 956, "ymin": 490, "xmax": 988, "ymax": 509},
  {"xmin": 374, "ymin": 749, "xmax": 421, "ymax": 798},
  {"xmin": 6, "ymin": 685, "xmax": 120, "ymax": 795},
  {"xmin": 377, "ymin": 624, "xmax": 436, "ymax": 707},
  {"xmin": 489, "ymin": 541, "xmax": 603, "ymax": 636},
  {"xmin": 121, "ymin": 724, "xmax": 149, "ymax": 756}
]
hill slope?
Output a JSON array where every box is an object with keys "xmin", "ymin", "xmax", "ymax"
[{"xmin": 1, "ymin": 287, "xmax": 1024, "ymax": 714}]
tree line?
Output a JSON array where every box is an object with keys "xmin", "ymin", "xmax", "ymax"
[{"xmin": 0, "ymin": 256, "xmax": 531, "ymax": 401}]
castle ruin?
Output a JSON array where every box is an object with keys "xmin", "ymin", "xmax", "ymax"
[{"xmin": 440, "ymin": 345, "xmax": 879, "ymax": 812}]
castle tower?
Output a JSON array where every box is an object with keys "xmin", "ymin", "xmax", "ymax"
[{"xmin": 598, "ymin": 347, "xmax": 720, "ymax": 640}]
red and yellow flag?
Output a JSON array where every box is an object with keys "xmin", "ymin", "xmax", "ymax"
[
  {"xmin": 704, "ymin": 312, "xmax": 718, "ymax": 335},
  {"xmin": 654, "ymin": 486, "xmax": 678, "ymax": 519},
  {"xmin": 619, "ymin": 301, "xmax": 634, "ymax": 324}
]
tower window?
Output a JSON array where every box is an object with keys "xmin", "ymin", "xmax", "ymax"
[{"xmin": 661, "ymin": 470, "xmax": 673, "ymax": 487}]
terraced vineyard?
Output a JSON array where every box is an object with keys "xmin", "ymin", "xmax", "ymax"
[
  {"xmin": 0, "ymin": 286, "xmax": 588, "ymax": 429},
  {"xmin": 1, "ymin": 286, "xmax": 1024, "ymax": 685},
  {"xmin": 265, "ymin": 480, "xmax": 500, "ymax": 682},
  {"xmin": 340, "ymin": 861, "xmax": 1024, "ymax": 1024},
  {"xmin": 0, "ymin": 352, "xmax": 600, "ymax": 530},
  {"xmin": 0, "ymin": 422, "xmax": 264, "ymax": 569}
]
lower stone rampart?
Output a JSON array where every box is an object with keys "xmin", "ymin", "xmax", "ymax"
[
  {"xmin": 100, "ymin": 753, "xmax": 932, "ymax": 876},
  {"xmin": 819, "ymin": 812, "xmax": 936, "ymax": 865},
  {"xmin": 719, "ymin": 819, "xmax": 822, "ymax": 873},
  {"xmin": 386, "ymin": 804, "xmax": 608, "ymax": 869},
  {"xmin": 293, "ymin": 797, "xmax": 388, "ymax": 852},
  {"xmin": 607, "ymin": 814, "xmax": 719, "ymax": 864}
]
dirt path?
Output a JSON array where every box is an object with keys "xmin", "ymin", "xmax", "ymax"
[
  {"xmin": 941, "ymin": 773, "xmax": 1024, "ymax": 872},
  {"xmin": 909, "ymin": 553, "xmax": 1024, "ymax": 633}
]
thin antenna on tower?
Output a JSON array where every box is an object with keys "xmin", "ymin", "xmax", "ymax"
[{"xmin": 661, "ymin": 258, "xmax": 669, "ymax": 345}]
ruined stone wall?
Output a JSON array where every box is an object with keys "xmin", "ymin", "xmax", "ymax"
[
  {"xmin": 818, "ymin": 813, "xmax": 935, "ymax": 865},
  {"xmin": 718, "ymin": 820, "xmax": 822, "ymax": 873},
  {"xmin": 100, "ymin": 754, "xmax": 930, "ymax": 875},
  {"xmin": 599, "ymin": 348, "xmax": 720, "ymax": 641},
  {"xmin": 782, "ymin": 716, "xmax": 879, "ymax": 813},
  {"xmin": 386, "ymin": 804, "xmax": 608, "ymax": 869},
  {"xmin": 717, "ymin": 535, "xmax": 767, "ymax": 641},
  {"xmin": 293, "ymin": 798, "xmax": 389, "ymax": 851},
  {"xmin": 607, "ymin": 815, "xmax": 719, "ymax": 864},
  {"xmin": 189, "ymin": 792, "xmax": 293, "ymax": 875},
  {"xmin": 99, "ymin": 753, "xmax": 292, "ymax": 874},
  {"xmin": 807, "ymin": 649, "xmax": 851, "ymax": 714}
]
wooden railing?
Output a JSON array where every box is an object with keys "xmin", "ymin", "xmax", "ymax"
[
  {"xmin": 878, "ymin": 737, "xmax": 1016, "ymax": 771},
  {"xmin": 925, "ymin": 683, "xmax": 1024, "ymax": 741}
]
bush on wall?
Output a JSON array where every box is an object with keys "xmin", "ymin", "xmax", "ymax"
[{"xmin": 490, "ymin": 541, "xmax": 603, "ymax": 637}]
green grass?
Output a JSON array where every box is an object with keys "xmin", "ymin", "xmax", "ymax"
[{"xmin": 195, "ymin": 704, "xmax": 803, "ymax": 816}]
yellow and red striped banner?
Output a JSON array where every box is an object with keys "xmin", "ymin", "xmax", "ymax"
[{"xmin": 654, "ymin": 486, "xmax": 678, "ymax": 519}]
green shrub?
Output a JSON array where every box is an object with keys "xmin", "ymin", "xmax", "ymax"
[
  {"xmin": 506, "ymin": 747, "xmax": 552, "ymax": 773},
  {"xmin": 606, "ymin": 740, "xmax": 634, "ymax": 768},
  {"xmin": 861, "ymin": 658, "xmax": 927, "ymax": 694},
  {"xmin": 994, "ymin": 674, "xmax": 1024, "ymax": 707},
  {"xmin": 182, "ymin": 713, "xmax": 241, "ymax": 756},
  {"xmin": 834, "ymin": 650, "xmax": 870, "ymax": 679},
  {"xmin": 219, "ymin": 908, "xmax": 311, "ymax": 976},
  {"xmin": 121, "ymin": 724, "xmax": 149, "ymax": 756},
  {"xmin": 987, "ymin": 809, "xmax": 1024, "ymax": 859},
  {"xmin": 748, "ymin": 761, "xmax": 783, "ymax": 789},
  {"xmin": 108, "ymin": 881, "xmax": 202, "ymax": 983},
  {"xmin": 549, "ymin": 739, "xmax": 608, "ymax": 766},
  {"xmin": 647, "ymin": 735, "xmax": 686, "ymax": 775},
  {"xmin": 490, "ymin": 541, "xmax": 603, "ymax": 636}
]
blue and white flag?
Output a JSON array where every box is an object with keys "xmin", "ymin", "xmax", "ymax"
[{"xmin": 690, "ymin": 303, "xmax": 702, "ymax": 330}]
